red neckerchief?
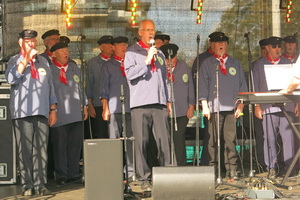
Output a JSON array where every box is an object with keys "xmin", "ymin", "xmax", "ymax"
[
  {"xmin": 138, "ymin": 40, "xmax": 157, "ymax": 72},
  {"xmin": 214, "ymin": 53, "xmax": 227, "ymax": 75},
  {"xmin": 208, "ymin": 48, "xmax": 214, "ymax": 55},
  {"xmin": 100, "ymin": 53, "xmax": 110, "ymax": 61},
  {"xmin": 283, "ymin": 53, "xmax": 295, "ymax": 61},
  {"xmin": 167, "ymin": 60, "xmax": 177, "ymax": 82},
  {"xmin": 114, "ymin": 55, "xmax": 126, "ymax": 77},
  {"xmin": 20, "ymin": 51, "xmax": 39, "ymax": 80},
  {"xmin": 52, "ymin": 58, "xmax": 68, "ymax": 85},
  {"xmin": 266, "ymin": 54, "xmax": 280, "ymax": 64},
  {"xmin": 46, "ymin": 49, "xmax": 52, "ymax": 57}
]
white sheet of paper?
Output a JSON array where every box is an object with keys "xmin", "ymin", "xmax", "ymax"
[{"xmin": 264, "ymin": 64, "xmax": 300, "ymax": 90}]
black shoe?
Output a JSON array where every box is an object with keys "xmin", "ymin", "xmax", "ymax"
[
  {"xmin": 36, "ymin": 187, "xmax": 52, "ymax": 196},
  {"xmin": 47, "ymin": 172, "xmax": 55, "ymax": 180},
  {"xmin": 22, "ymin": 188, "xmax": 33, "ymax": 196},
  {"xmin": 56, "ymin": 178, "xmax": 67, "ymax": 186},
  {"xmin": 67, "ymin": 176, "xmax": 81, "ymax": 183}
]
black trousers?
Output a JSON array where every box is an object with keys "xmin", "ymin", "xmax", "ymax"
[
  {"xmin": 172, "ymin": 116, "xmax": 189, "ymax": 166},
  {"xmin": 51, "ymin": 121, "xmax": 83, "ymax": 180},
  {"xmin": 90, "ymin": 106, "xmax": 108, "ymax": 139}
]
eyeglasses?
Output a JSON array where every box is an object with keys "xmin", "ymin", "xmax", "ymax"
[
  {"xmin": 140, "ymin": 29, "xmax": 156, "ymax": 32},
  {"xmin": 271, "ymin": 44, "xmax": 281, "ymax": 49},
  {"xmin": 115, "ymin": 43, "xmax": 128, "ymax": 47}
]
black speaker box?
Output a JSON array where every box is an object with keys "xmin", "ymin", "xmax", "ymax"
[
  {"xmin": 152, "ymin": 166, "xmax": 215, "ymax": 200},
  {"xmin": 0, "ymin": 85, "xmax": 16, "ymax": 184},
  {"xmin": 84, "ymin": 139, "xmax": 123, "ymax": 200}
]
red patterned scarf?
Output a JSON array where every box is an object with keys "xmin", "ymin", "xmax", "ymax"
[
  {"xmin": 167, "ymin": 60, "xmax": 177, "ymax": 82},
  {"xmin": 46, "ymin": 49, "xmax": 52, "ymax": 57},
  {"xmin": 208, "ymin": 48, "xmax": 214, "ymax": 55},
  {"xmin": 100, "ymin": 53, "xmax": 111, "ymax": 61},
  {"xmin": 214, "ymin": 53, "xmax": 228, "ymax": 75},
  {"xmin": 283, "ymin": 53, "xmax": 295, "ymax": 61},
  {"xmin": 52, "ymin": 58, "xmax": 68, "ymax": 85},
  {"xmin": 266, "ymin": 54, "xmax": 280, "ymax": 64},
  {"xmin": 114, "ymin": 55, "xmax": 126, "ymax": 77}
]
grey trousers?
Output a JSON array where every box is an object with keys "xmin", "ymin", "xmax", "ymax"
[
  {"xmin": 131, "ymin": 104, "xmax": 171, "ymax": 181},
  {"xmin": 263, "ymin": 112, "xmax": 295, "ymax": 171},
  {"xmin": 207, "ymin": 112, "xmax": 237, "ymax": 171},
  {"xmin": 13, "ymin": 116, "xmax": 49, "ymax": 190}
]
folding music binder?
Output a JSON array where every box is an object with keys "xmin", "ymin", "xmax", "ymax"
[{"xmin": 264, "ymin": 64, "xmax": 300, "ymax": 91}]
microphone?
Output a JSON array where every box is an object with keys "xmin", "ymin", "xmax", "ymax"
[
  {"xmin": 244, "ymin": 32, "xmax": 250, "ymax": 38},
  {"xmin": 196, "ymin": 34, "xmax": 200, "ymax": 44},
  {"xmin": 150, "ymin": 39, "xmax": 157, "ymax": 61},
  {"xmin": 34, "ymin": 54, "xmax": 39, "ymax": 63},
  {"xmin": 80, "ymin": 34, "xmax": 86, "ymax": 40}
]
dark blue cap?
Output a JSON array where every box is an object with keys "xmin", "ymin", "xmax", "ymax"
[{"xmin": 18, "ymin": 29, "xmax": 37, "ymax": 39}]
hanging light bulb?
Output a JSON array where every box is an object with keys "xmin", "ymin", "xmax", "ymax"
[
  {"xmin": 286, "ymin": 0, "xmax": 293, "ymax": 23},
  {"xmin": 66, "ymin": 0, "xmax": 74, "ymax": 28},
  {"xmin": 130, "ymin": 0, "xmax": 138, "ymax": 26},
  {"xmin": 196, "ymin": 0, "xmax": 203, "ymax": 24}
]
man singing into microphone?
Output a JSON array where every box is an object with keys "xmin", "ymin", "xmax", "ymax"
[
  {"xmin": 5, "ymin": 29, "xmax": 57, "ymax": 196},
  {"xmin": 124, "ymin": 19, "xmax": 171, "ymax": 191}
]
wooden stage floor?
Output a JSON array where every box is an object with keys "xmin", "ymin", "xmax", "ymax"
[{"xmin": 1, "ymin": 171, "xmax": 300, "ymax": 200}]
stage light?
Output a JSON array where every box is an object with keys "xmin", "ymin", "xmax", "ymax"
[
  {"xmin": 130, "ymin": 0, "xmax": 138, "ymax": 26},
  {"xmin": 196, "ymin": 0, "xmax": 203, "ymax": 24},
  {"xmin": 65, "ymin": 0, "xmax": 74, "ymax": 28},
  {"xmin": 286, "ymin": 0, "xmax": 293, "ymax": 23}
]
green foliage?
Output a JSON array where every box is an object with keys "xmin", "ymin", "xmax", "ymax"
[{"xmin": 214, "ymin": 0, "xmax": 299, "ymax": 72}]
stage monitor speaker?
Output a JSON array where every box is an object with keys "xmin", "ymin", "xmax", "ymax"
[
  {"xmin": 152, "ymin": 166, "xmax": 215, "ymax": 200},
  {"xmin": 0, "ymin": 85, "xmax": 16, "ymax": 184},
  {"xmin": 84, "ymin": 139, "xmax": 123, "ymax": 200}
]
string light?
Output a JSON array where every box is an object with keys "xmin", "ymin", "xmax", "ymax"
[
  {"xmin": 65, "ymin": 0, "xmax": 74, "ymax": 28},
  {"xmin": 196, "ymin": 0, "xmax": 203, "ymax": 24},
  {"xmin": 286, "ymin": 0, "xmax": 293, "ymax": 23},
  {"xmin": 130, "ymin": 0, "xmax": 138, "ymax": 26}
]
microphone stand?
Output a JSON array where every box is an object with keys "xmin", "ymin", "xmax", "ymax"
[
  {"xmin": 78, "ymin": 34, "xmax": 92, "ymax": 139},
  {"xmin": 167, "ymin": 49, "xmax": 177, "ymax": 166},
  {"xmin": 294, "ymin": 32, "xmax": 299, "ymax": 56},
  {"xmin": 120, "ymin": 85, "xmax": 145, "ymax": 199},
  {"xmin": 215, "ymin": 65, "xmax": 222, "ymax": 184},
  {"xmin": 195, "ymin": 34, "xmax": 201, "ymax": 166},
  {"xmin": 120, "ymin": 84, "xmax": 133, "ymax": 195},
  {"xmin": 244, "ymin": 32, "xmax": 254, "ymax": 177}
]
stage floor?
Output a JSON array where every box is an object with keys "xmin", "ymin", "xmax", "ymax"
[{"xmin": 1, "ymin": 171, "xmax": 300, "ymax": 200}]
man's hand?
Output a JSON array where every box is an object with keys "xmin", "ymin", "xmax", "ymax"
[
  {"xmin": 201, "ymin": 100, "xmax": 210, "ymax": 120},
  {"xmin": 167, "ymin": 102, "xmax": 172, "ymax": 116},
  {"xmin": 294, "ymin": 103, "xmax": 299, "ymax": 117},
  {"xmin": 278, "ymin": 89, "xmax": 293, "ymax": 94},
  {"xmin": 88, "ymin": 104, "xmax": 96, "ymax": 118},
  {"xmin": 145, "ymin": 46, "xmax": 158, "ymax": 65},
  {"xmin": 83, "ymin": 106, "xmax": 88, "ymax": 121},
  {"xmin": 18, "ymin": 38, "xmax": 37, "ymax": 60},
  {"xmin": 186, "ymin": 105, "xmax": 195, "ymax": 119},
  {"xmin": 234, "ymin": 104, "xmax": 244, "ymax": 118},
  {"xmin": 48, "ymin": 111, "xmax": 57, "ymax": 127},
  {"xmin": 102, "ymin": 107, "xmax": 110, "ymax": 121},
  {"xmin": 254, "ymin": 105, "xmax": 263, "ymax": 119}
]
